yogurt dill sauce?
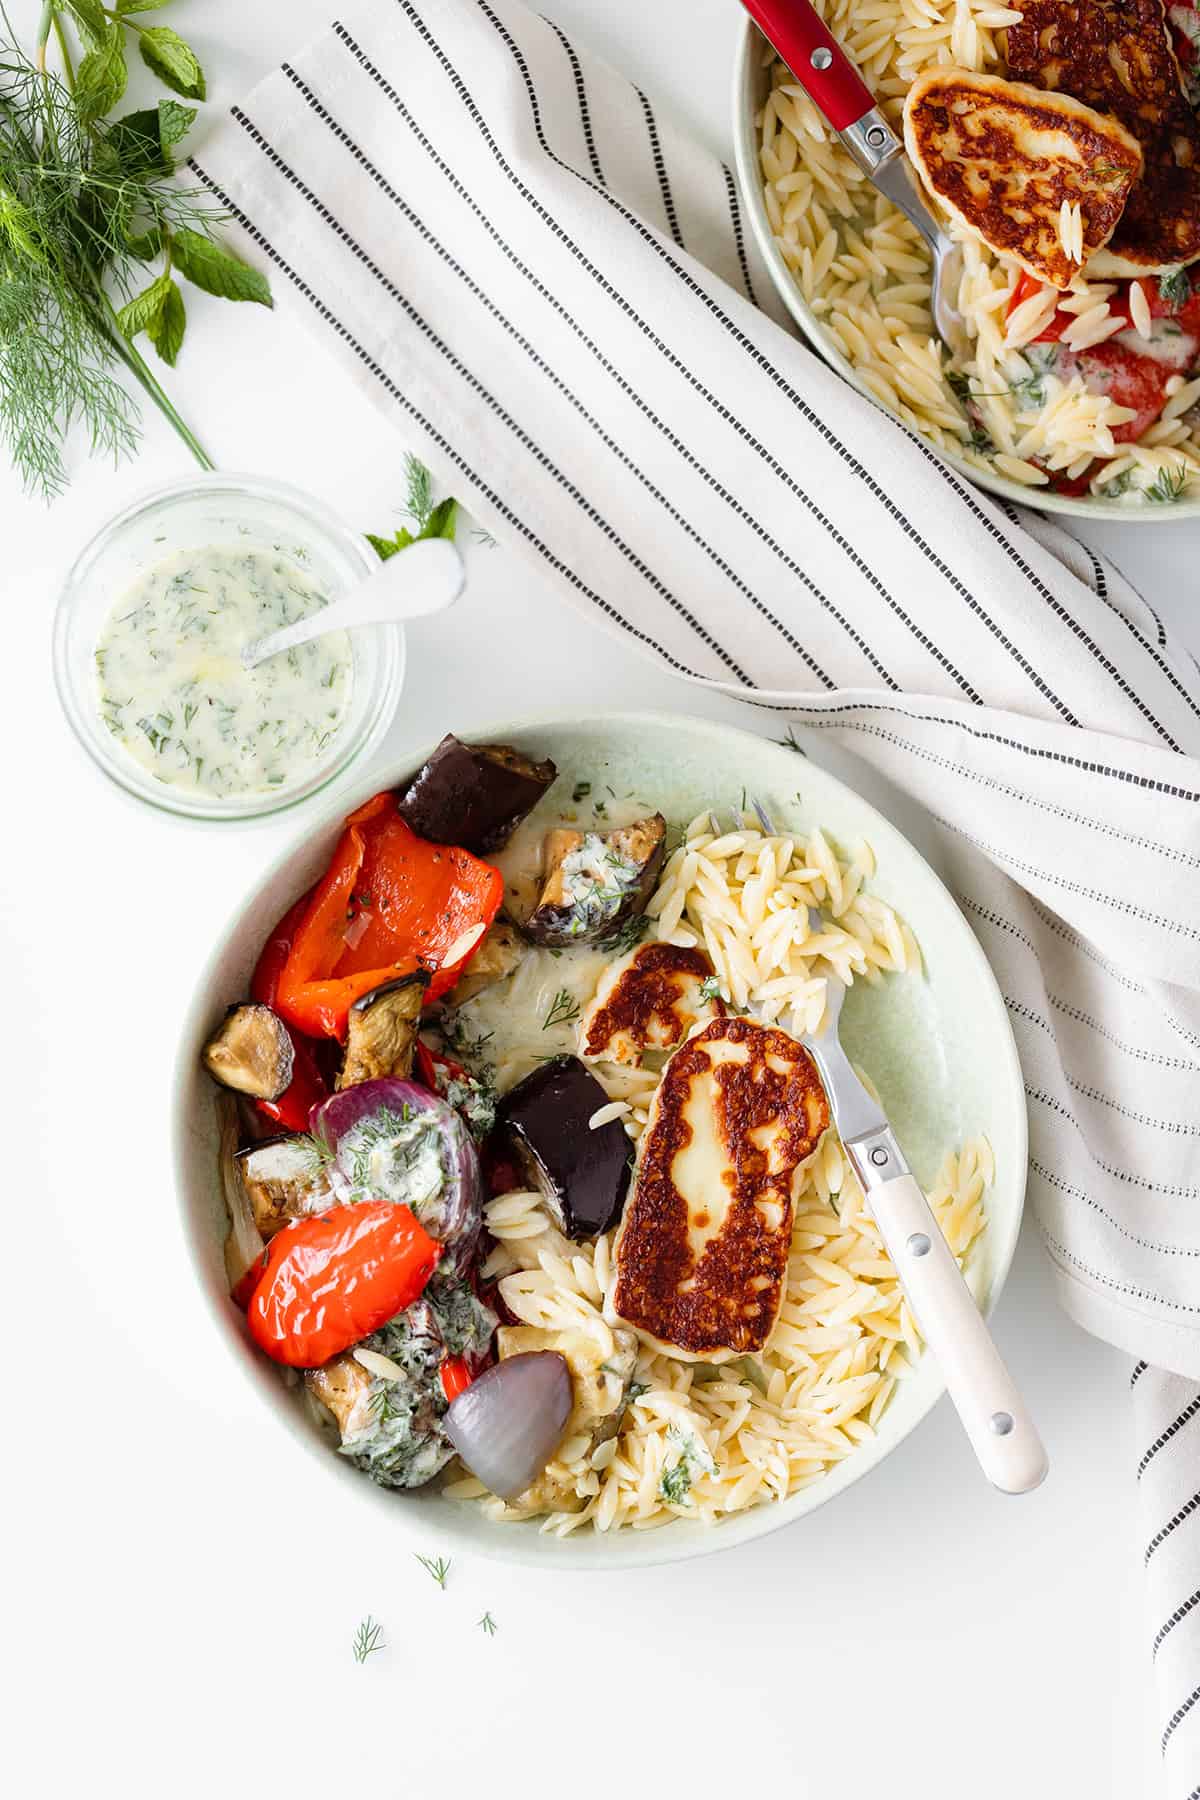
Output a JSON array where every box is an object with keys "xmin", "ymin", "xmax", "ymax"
[{"xmin": 94, "ymin": 544, "xmax": 353, "ymax": 799}]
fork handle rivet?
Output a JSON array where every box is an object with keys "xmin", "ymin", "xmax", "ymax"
[
  {"xmin": 810, "ymin": 47, "xmax": 833, "ymax": 69},
  {"xmin": 990, "ymin": 1412, "xmax": 1014, "ymax": 1436},
  {"xmin": 907, "ymin": 1232, "xmax": 931, "ymax": 1257},
  {"xmin": 870, "ymin": 1146, "xmax": 889, "ymax": 1167}
]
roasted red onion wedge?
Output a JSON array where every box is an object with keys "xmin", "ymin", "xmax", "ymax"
[
  {"xmin": 312, "ymin": 1077, "xmax": 482, "ymax": 1273},
  {"xmin": 445, "ymin": 1351, "xmax": 572, "ymax": 1500}
]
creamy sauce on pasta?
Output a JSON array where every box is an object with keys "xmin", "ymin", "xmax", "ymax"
[{"xmin": 94, "ymin": 545, "xmax": 353, "ymax": 798}]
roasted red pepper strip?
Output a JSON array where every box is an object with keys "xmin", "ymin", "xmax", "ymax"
[
  {"xmin": 246, "ymin": 1200, "xmax": 441, "ymax": 1367},
  {"xmin": 272, "ymin": 793, "xmax": 504, "ymax": 1040},
  {"xmin": 249, "ymin": 891, "xmax": 329, "ymax": 1131},
  {"xmin": 439, "ymin": 1356, "xmax": 474, "ymax": 1403}
]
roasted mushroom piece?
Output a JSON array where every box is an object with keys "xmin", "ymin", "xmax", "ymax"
[
  {"xmin": 495, "ymin": 1056, "xmax": 632, "ymax": 1240},
  {"xmin": 337, "ymin": 972, "xmax": 429, "ymax": 1090},
  {"xmin": 522, "ymin": 814, "xmax": 666, "ymax": 948},
  {"xmin": 396, "ymin": 733, "xmax": 558, "ymax": 853},
  {"xmin": 444, "ymin": 921, "xmax": 525, "ymax": 1006},
  {"xmin": 236, "ymin": 1137, "xmax": 332, "ymax": 1239},
  {"xmin": 202, "ymin": 1003, "xmax": 295, "ymax": 1100}
]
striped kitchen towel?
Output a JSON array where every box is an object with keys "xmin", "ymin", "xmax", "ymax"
[{"xmin": 189, "ymin": 0, "xmax": 1200, "ymax": 1783}]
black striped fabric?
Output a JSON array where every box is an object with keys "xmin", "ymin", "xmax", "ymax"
[{"xmin": 189, "ymin": 2, "xmax": 1200, "ymax": 1780}]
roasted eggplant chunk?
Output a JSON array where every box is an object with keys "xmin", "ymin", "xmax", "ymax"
[
  {"xmin": 445, "ymin": 921, "xmax": 525, "ymax": 1006},
  {"xmin": 522, "ymin": 814, "xmax": 666, "ymax": 948},
  {"xmin": 203, "ymin": 1003, "xmax": 294, "ymax": 1100},
  {"xmin": 337, "ymin": 972, "xmax": 429, "ymax": 1090},
  {"xmin": 396, "ymin": 733, "xmax": 557, "ymax": 853},
  {"xmin": 495, "ymin": 1055, "xmax": 631, "ymax": 1239},
  {"xmin": 236, "ymin": 1136, "xmax": 332, "ymax": 1239}
]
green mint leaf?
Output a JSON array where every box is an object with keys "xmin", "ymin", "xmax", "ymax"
[
  {"xmin": 105, "ymin": 107, "xmax": 170, "ymax": 175},
  {"xmin": 138, "ymin": 27, "xmax": 207, "ymax": 100},
  {"xmin": 76, "ymin": 26, "xmax": 128, "ymax": 123},
  {"xmin": 171, "ymin": 228, "xmax": 272, "ymax": 304},
  {"xmin": 116, "ymin": 271, "xmax": 172, "ymax": 339},
  {"xmin": 147, "ymin": 279, "xmax": 186, "ymax": 366},
  {"xmin": 366, "ymin": 528, "xmax": 416, "ymax": 562},
  {"xmin": 68, "ymin": 0, "xmax": 111, "ymax": 46},
  {"xmin": 116, "ymin": 0, "xmax": 178, "ymax": 11},
  {"xmin": 157, "ymin": 98, "xmax": 197, "ymax": 149},
  {"xmin": 124, "ymin": 224, "xmax": 163, "ymax": 260},
  {"xmin": 417, "ymin": 497, "xmax": 458, "ymax": 542}
]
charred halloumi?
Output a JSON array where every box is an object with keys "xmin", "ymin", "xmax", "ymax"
[
  {"xmin": 903, "ymin": 67, "xmax": 1143, "ymax": 286},
  {"xmin": 608, "ymin": 1017, "xmax": 829, "ymax": 1361},
  {"xmin": 1006, "ymin": 0, "xmax": 1200, "ymax": 274},
  {"xmin": 578, "ymin": 942, "xmax": 723, "ymax": 1065}
]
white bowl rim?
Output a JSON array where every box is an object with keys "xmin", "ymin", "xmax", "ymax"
[
  {"xmin": 730, "ymin": 19, "xmax": 1200, "ymax": 526},
  {"xmin": 171, "ymin": 707, "xmax": 1029, "ymax": 1569}
]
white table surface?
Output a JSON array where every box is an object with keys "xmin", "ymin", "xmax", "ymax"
[{"xmin": 6, "ymin": 3, "xmax": 1193, "ymax": 1795}]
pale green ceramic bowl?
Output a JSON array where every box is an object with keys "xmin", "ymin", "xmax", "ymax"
[{"xmin": 172, "ymin": 711, "xmax": 1027, "ymax": 1568}]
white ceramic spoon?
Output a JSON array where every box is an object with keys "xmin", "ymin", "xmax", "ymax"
[{"xmin": 241, "ymin": 537, "xmax": 465, "ymax": 669}]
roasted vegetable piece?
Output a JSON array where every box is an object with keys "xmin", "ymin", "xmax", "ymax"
[
  {"xmin": 415, "ymin": 1041, "xmax": 497, "ymax": 1142},
  {"xmin": 307, "ymin": 1277, "xmax": 497, "ymax": 1488},
  {"xmin": 245, "ymin": 1200, "xmax": 441, "ymax": 1367},
  {"xmin": 445, "ymin": 921, "xmax": 525, "ymax": 1005},
  {"xmin": 495, "ymin": 1056, "xmax": 632, "ymax": 1239},
  {"xmin": 522, "ymin": 814, "xmax": 666, "ymax": 947},
  {"xmin": 236, "ymin": 1136, "xmax": 332, "ymax": 1239},
  {"xmin": 202, "ymin": 1003, "xmax": 295, "ymax": 1100},
  {"xmin": 499, "ymin": 1322, "xmax": 638, "ymax": 1491},
  {"xmin": 397, "ymin": 734, "xmax": 557, "ymax": 853},
  {"xmin": 313, "ymin": 1077, "xmax": 483, "ymax": 1274},
  {"xmin": 217, "ymin": 1093, "xmax": 266, "ymax": 1295},
  {"xmin": 338, "ymin": 972, "xmax": 429, "ymax": 1089},
  {"xmin": 249, "ymin": 892, "xmax": 329, "ymax": 1131},
  {"xmin": 445, "ymin": 1351, "xmax": 573, "ymax": 1500},
  {"xmin": 271, "ymin": 792, "xmax": 504, "ymax": 1040}
]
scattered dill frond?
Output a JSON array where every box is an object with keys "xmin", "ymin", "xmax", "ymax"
[
  {"xmin": 543, "ymin": 988, "xmax": 581, "ymax": 1030},
  {"xmin": 571, "ymin": 779, "xmax": 592, "ymax": 802},
  {"xmin": 778, "ymin": 726, "xmax": 806, "ymax": 755},
  {"xmin": 477, "ymin": 1611, "xmax": 498, "ymax": 1637},
  {"xmin": 403, "ymin": 451, "xmax": 434, "ymax": 527},
  {"xmin": 698, "ymin": 975, "xmax": 722, "ymax": 1002},
  {"xmin": 352, "ymin": 1616, "xmax": 386, "ymax": 1663},
  {"xmin": 1146, "ymin": 463, "xmax": 1189, "ymax": 503},
  {"xmin": 414, "ymin": 1552, "xmax": 451, "ymax": 1589}
]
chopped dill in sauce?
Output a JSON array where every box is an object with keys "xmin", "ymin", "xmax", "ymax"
[{"xmin": 94, "ymin": 545, "xmax": 353, "ymax": 798}]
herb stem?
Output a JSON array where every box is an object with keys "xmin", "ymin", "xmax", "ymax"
[
  {"xmin": 50, "ymin": 11, "xmax": 75, "ymax": 93},
  {"xmin": 93, "ymin": 279, "xmax": 215, "ymax": 470}
]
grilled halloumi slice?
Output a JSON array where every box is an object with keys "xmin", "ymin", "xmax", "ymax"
[
  {"xmin": 578, "ymin": 942, "xmax": 723, "ymax": 1066},
  {"xmin": 903, "ymin": 67, "xmax": 1143, "ymax": 286},
  {"xmin": 1006, "ymin": 0, "xmax": 1200, "ymax": 274},
  {"xmin": 608, "ymin": 1016, "xmax": 829, "ymax": 1361}
]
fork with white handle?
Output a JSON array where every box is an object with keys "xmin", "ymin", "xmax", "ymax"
[{"xmin": 710, "ymin": 804, "xmax": 1047, "ymax": 1494}]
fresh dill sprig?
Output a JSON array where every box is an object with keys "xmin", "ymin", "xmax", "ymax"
[
  {"xmin": 543, "ymin": 988, "xmax": 581, "ymax": 1030},
  {"xmin": 477, "ymin": 1611, "xmax": 498, "ymax": 1637},
  {"xmin": 366, "ymin": 454, "xmax": 460, "ymax": 561},
  {"xmin": 698, "ymin": 975, "xmax": 722, "ymax": 1002},
  {"xmin": 352, "ymin": 1616, "xmax": 386, "ymax": 1663},
  {"xmin": 0, "ymin": 5, "xmax": 271, "ymax": 496},
  {"xmin": 1146, "ymin": 463, "xmax": 1189, "ymax": 503},
  {"xmin": 414, "ymin": 1552, "xmax": 451, "ymax": 1589},
  {"xmin": 778, "ymin": 727, "xmax": 806, "ymax": 755}
]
